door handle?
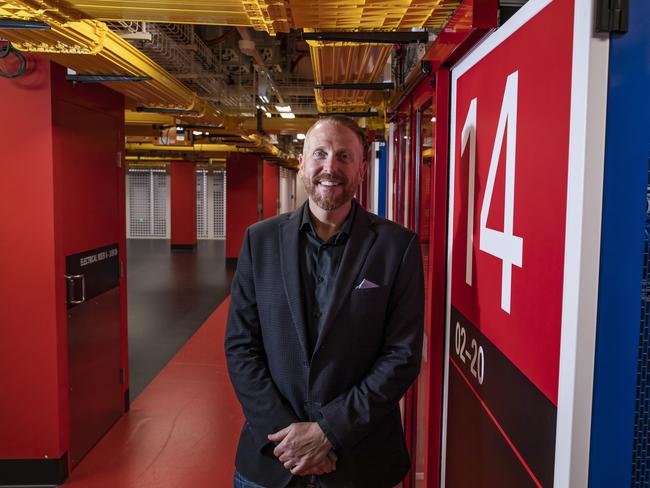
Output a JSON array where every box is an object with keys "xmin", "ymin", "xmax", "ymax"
[{"xmin": 66, "ymin": 274, "xmax": 86, "ymax": 304}]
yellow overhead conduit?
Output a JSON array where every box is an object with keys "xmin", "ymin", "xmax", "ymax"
[
  {"xmin": 126, "ymin": 133, "xmax": 296, "ymax": 165},
  {"xmin": 0, "ymin": 0, "xmax": 460, "ymax": 138},
  {"xmin": 0, "ymin": 2, "xmax": 223, "ymax": 125}
]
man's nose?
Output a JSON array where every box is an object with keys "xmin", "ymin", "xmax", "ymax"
[{"xmin": 321, "ymin": 155, "xmax": 337, "ymax": 173}]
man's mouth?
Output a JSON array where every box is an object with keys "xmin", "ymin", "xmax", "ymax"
[{"xmin": 318, "ymin": 180, "xmax": 341, "ymax": 187}]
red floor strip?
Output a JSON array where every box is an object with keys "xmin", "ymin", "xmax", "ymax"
[
  {"xmin": 65, "ymin": 297, "xmax": 243, "ymax": 488},
  {"xmin": 450, "ymin": 357, "xmax": 543, "ymax": 488}
]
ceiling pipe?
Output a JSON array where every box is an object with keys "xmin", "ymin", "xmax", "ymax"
[{"xmin": 236, "ymin": 27, "xmax": 286, "ymax": 105}]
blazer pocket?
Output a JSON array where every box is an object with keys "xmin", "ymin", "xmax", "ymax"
[
  {"xmin": 351, "ymin": 286, "xmax": 388, "ymax": 305},
  {"xmin": 352, "ymin": 285, "xmax": 383, "ymax": 295}
]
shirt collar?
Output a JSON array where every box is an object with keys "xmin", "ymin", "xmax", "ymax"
[{"xmin": 300, "ymin": 199, "xmax": 357, "ymax": 242}]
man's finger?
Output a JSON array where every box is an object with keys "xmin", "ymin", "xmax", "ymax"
[
  {"xmin": 268, "ymin": 425, "xmax": 291, "ymax": 442},
  {"xmin": 273, "ymin": 440, "xmax": 288, "ymax": 459},
  {"xmin": 291, "ymin": 457, "xmax": 315, "ymax": 476}
]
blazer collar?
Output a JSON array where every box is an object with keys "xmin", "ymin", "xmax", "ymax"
[{"xmin": 279, "ymin": 201, "xmax": 311, "ymax": 362}]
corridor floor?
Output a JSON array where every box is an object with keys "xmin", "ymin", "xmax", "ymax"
[
  {"xmin": 65, "ymin": 297, "xmax": 243, "ymax": 487},
  {"xmin": 127, "ymin": 239, "xmax": 232, "ymax": 399}
]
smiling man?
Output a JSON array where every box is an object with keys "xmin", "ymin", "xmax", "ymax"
[{"xmin": 225, "ymin": 116, "xmax": 424, "ymax": 488}]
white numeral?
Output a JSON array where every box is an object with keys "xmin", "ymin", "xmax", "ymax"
[
  {"xmin": 462, "ymin": 98, "xmax": 478, "ymax": 286},
  {"xmin": 479, "ymin": 71, "xmax": 523, "ymax": 313},
  {"xmin": 454, "ymin": 322, "xmax": 485, "ymax": 385},
  {"xmin": 462, "ymin": 71, "xmax": 523, "ymax": 314}
]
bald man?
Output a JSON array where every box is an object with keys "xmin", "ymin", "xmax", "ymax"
[{"xmin": 225, "ymin": 116, "xmax": 424, "ymax": 488}]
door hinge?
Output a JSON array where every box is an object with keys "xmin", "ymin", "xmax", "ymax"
[
  {"xmin": 120, "ymin": 368, "xmax": 126, "ymax": 385},
  {"xmin": 595, "ymin": 0, "xmax": 629, "ymax": 33},
  {"xmin": 116, "ymin": 151, "xmax": 122, "ymax": 168},
  {"xmin": 119, "ymin": 259, "xmax": 124, "ymax": 278}
]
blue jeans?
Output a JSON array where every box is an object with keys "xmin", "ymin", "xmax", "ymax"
[{"xmin": 234, "ymin": 471, "xmax": 267, "ymax": 488}]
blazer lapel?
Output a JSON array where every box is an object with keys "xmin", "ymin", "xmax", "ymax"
[
  {"xmin": 279, "ymin": 203, "xmax": 310, "ymax": 362},
  {"xmin": 313, "ymin": 204, "xmax": 377, "ymax": 357}
]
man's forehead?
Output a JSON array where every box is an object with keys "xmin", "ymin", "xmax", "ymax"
[{"xmin": 306, "ymin": 122, "xmax": 361, "ymax": 147}]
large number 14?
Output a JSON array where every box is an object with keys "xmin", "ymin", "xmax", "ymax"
[{"xmin": 462, "ymin": 71, "xmax": 523, "ymax": 314}]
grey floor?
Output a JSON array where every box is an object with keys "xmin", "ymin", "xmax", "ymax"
[{"xmin": 126, "ymin": 239, "xmax": 232, "ymax": 399}]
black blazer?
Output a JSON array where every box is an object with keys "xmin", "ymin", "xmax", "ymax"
[{"xmin": 225, "ymin": 200, "xmax": 424, "ymax": 488}]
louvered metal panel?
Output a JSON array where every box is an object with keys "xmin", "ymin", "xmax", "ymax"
[
  {"xmin": 213, "ymin": 170, "xmax": 227, "ymax": 240},
  {"xmin": 196, "ymin": 169, "xmax": 208, "ymax": 239},
  {"xmin": 127, "ymin": 168, "xmax": 169, "ymax": 238}
]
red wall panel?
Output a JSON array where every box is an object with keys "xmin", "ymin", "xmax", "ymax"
[
  {"xmin": 170, "ymin": 162, "xmax": 197, "ymax": 247},
  {"xmin": 262, "ymin": 162, "xmax": 279, "ymax": 220},
  {"xmin": 425, "ymin": 68, "xmax": 451, "ymax": 488},
  {"xmin": 51, "ymin": 63, "xmax": 125, "ymax": 257},
  {"xmin": 226, "ymin": 154, "xmax": 260, "ymax": 259},
  {"xmin": 0, "ymin": 57, "xmax": 63, "ymax": 459},
  {"xmin": 0, "ymin": 59, "xmax": 127, "ymax": 464}
]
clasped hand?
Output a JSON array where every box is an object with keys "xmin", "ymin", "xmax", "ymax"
[{"xmin": 268, "ymin": 422, "xmax": 337, "ymax": 476}]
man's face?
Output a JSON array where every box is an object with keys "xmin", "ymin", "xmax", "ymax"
[{"xmin": 298, "ymin": 122, "xmax": 367, "ymax": 211}]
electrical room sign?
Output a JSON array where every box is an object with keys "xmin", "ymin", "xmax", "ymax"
[{"xmin": 444, "ymin": 0, "xmax": 576, "ymax": 485}]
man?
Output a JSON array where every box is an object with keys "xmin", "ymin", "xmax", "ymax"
[{"xmin": 225, "ymin": 115, "xmax": 424, "ymax": 488}]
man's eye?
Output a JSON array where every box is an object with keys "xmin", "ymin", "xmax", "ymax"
[
  {"xmin": 314, "ymin": 150, "xmax": 326, "ymax": 158},
  {"xmin": 338, "ymin": 153, "xmax": 350, "ymax": 162}
]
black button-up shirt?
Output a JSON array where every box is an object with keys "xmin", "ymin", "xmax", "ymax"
[{"xmin": 299, "ymin": 202, "xmax": 356, "ymax": 355}]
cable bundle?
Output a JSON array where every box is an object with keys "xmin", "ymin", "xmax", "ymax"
[{"xmin": 0, "ymin": 41, "xmax": 27, "ymax": 78}]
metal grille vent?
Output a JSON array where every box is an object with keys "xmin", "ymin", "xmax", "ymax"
[
  {"xmin": 128, "ymin": 170, "xmax": 152, "ymax": 237},
  {"xmin": 632, "ymin": 157, "xmax": 650, "ymax": 486},
  {"xmin": 127, "ymin": 169, "xmax": 169, "ymax": 238},
  {"xmin": 153, "ymin": 171, "xmax": 168, "ymax": 237},
  {"xmin": 197, "ymin": 169, "xmax": 208, "ymax": 239},
  {"xmin": 214, "ymin": 170, "xmax": 227, "ymax": 240}
]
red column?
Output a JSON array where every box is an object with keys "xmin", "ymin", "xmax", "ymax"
[
  {"xmin": 226, "ymin": 153, "xmax": 261, "ymax": 265},
  {"xmin": 262, "ymin": 161, "xmax": 279, "ymax": 220},
  {"xmin": 0, "ymin": 55, "xmax": 62, "ymax": 466},
  {"xmin": 170, "ymin": 162, "xmax": 197, "ymax": 251},
  {"xmin": 0, "ymin": 58, "xmax": 126, "ymax": 484}
]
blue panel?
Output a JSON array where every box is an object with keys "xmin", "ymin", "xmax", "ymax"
[
  {"xmin": 377, "ymin": 141, "xmax": 387, "ymax": 218},
  {"xmin": 589, "ymin": 1, "xmax": 650, "ymax": 486}
]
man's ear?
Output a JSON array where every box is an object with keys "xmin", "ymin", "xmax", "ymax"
[{"xmin": 298, "ymin": 153, "xmax": 304, "ymax": 172}]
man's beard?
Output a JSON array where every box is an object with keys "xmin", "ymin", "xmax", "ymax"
[{"xmin": 300, "ymin": 172, "xmax": 357, "ymax": 211}]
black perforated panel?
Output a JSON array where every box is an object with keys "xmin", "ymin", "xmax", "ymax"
[{"xmin": 632, "ymin": 159, "xmax": 650, "ymax": 487}]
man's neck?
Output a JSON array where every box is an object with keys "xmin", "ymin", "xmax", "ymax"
[{"xmin": 308, "ymin": 199, "xmax": 352, "ymax": 242}]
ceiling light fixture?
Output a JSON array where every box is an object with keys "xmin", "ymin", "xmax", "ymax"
[
  {"xmin": 297, "ymin": 134, "xmax": 306, "ymax": 140},
  {"xmin": 280, "ymin": 113, "xmax": 296, "ymax": 119},
  {"xmin": 275, "ymin": 105, "xmax": 292, "ymax": 113}
]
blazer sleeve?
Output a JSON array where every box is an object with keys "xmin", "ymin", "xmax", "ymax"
[
  {"xmin": 318, "ymin": 232, "xmax": 424, "ymax": 450},
  {"xmin": 224, "ymin": 228, "xmax": 300, "ymax": 451}
]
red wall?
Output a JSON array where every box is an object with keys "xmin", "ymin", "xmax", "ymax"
[
  {"xmin": 0, "ymin": 59, "xmax": 126, "ymax": 462},
  {"xmin": 226, "ymin": 153, "xmax": 261, "ymax": 259},
  {"xmin": 262, "ymin": 162, "xmax": 279, "ymax": 220},
  {"xmin": 170, "ymin": 162, "xmax": 197, "ymax": 247},
  {"xmin": 0, "ymin": 56, "xmax": 63, "ymax": 459}
]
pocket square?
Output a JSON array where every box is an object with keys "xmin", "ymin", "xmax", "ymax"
[{"xmin": 355, "ymin": 279, "xmax": 380, "ymax": 290}]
